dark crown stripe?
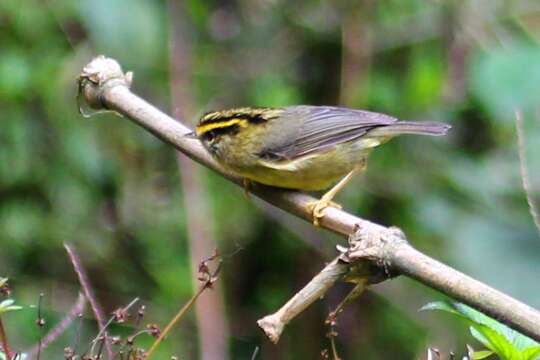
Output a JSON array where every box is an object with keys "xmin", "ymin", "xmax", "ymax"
[
  {"xmin": 199, "ymin": 107, "xmax": 281, "ymax": 125},
  {"xmin": 199, "ymin": 113, "xmax": 254, "ymax": 125}
]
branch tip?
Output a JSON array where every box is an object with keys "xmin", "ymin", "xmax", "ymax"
[
  {"xmin": 257, "ymin": 315, "xmax": 284, "ymax": 344},
  {"xmin": 77, "ymin": 55, "xmax": 133, "ymax": 112}
]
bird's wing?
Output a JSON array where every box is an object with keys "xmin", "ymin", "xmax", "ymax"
[{"xmin": 259, "ymin": 106, "xmax": 397, "ymax": 161}]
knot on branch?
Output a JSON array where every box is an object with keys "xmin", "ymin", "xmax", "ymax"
[
  {"xmin": 338, "ymin": 224, "xmax": 407, "ymax": 283},
  {"xmin": 77, "ymin": 55, "xmax": 133, "ymax": 112}
]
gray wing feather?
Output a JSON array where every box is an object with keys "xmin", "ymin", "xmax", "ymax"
[{"xmin": 262, "ymin": 106, "xmax": 397, "ymax": 160}]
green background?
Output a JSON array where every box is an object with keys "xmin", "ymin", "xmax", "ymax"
[{"xmin": 0, "ymin": 1, "xmax": 539, "ymax": 359}]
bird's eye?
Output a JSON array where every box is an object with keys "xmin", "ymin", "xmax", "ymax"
[{"xmin": 204, "ymin": 131, "xmax": 216, "ymax": 143}]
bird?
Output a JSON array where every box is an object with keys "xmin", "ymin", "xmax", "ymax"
[{"xmin": 195, "ymin": 105, "xmax": 450, "ymax": 225}]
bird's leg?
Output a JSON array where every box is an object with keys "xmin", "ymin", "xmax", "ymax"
[
  {"xmin": 306, "ymin": 166, "xmax": 363, "ymax": 226},
  {"xmin": 243, "ymin": 178, "xmax": 252, "ymax": 198}
]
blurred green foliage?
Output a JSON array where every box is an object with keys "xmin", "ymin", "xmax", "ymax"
[{"xmin": 0, "ymin": 0, "xmax": 539, "ymax": 359}]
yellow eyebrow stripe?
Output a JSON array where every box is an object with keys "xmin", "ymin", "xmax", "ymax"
[{"xmin": 196, "ymin": 118, "xmax": 248, "ymax": 135}]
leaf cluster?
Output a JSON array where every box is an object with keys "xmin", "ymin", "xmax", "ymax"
[{"xmin": 423, "ymin": 301, "xmax": 540, "ymax": 360}]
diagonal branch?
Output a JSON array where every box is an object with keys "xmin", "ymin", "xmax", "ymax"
[
  {"xmin": 64, "ymin": 243, "xmax": 113, "ymax": 358},
  {"xmin": 76, "ymin": 56, "xmax": 540, "ymax": 342}
]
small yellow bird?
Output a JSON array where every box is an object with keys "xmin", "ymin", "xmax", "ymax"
[{"xmin": 196, "ymin": 106, "xmax": 450, "ymax": 225}]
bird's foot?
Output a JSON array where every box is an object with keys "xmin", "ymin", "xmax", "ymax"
[
  {"xmin": 306, "ymin": 197, "xmax": 342, "ymax": 226},
  {"xmin": 243, "ymin": 178, "xmax": 252, "ymax": 198}
]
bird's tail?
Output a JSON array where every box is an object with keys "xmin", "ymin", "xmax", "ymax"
[{"xmin": 368, "ymin": 121, "xmax": 451, "ymax": 137}]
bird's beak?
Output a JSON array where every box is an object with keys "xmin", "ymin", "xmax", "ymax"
[{"xmin": 184, "ymin": 130, "xmax": 198, "ymax": 139}]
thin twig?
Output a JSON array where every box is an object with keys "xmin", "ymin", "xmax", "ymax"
[
  {"xmin": 87, "ymin": 297, "xmax": 139, "ymax": 358},
  {"xmin": 250, "ymin": 346, "xmax": 259, "ymax": 360},
  {"xmin": 144, "ymin": 285, "xmax": 206, "ymax": 359},
  {"xmin": 64, "ymin": 243, "xmax": 113, "ymax": 358},
  {"xmin": 325, "ymin": 282, "xmax": 366, "ymax": 360},
  {"xmin": 514, "ymin": 110, "xmax": 540, "ymax": 237},
  {"xmin": 327, "ymin": 281, "xmax": 367, "ymax": 325},
  {"xmin": 0, "ymin": 317, "xmax": 13, "ymax": 360},
  {"xmin": 96, "ymin": 335, "xmax": 106, "ymax": 359},
  {"xmin": 36, "ymin": 293, "xmax": 44, "ymax": 360},
  {"xmin": 26, "ymin": 293, "xmax": 87, "ymax": 357},
  {"xmin": 329, "ymin": 334, "xmax": 340, "ymax": 360},
  {"xmin": 72, "ymin": 313, "xmax": 84, "ymax": 356},
  {"xmin": 145, "ymin": 263, "xmax": 221, "ymax": 360}
]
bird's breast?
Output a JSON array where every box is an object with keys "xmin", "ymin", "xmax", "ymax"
[{"xmin": 228, "ymin": 142, "xmax": 371, "ymax": 191}]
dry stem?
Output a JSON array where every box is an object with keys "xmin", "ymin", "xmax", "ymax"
[
  {"xmin": 64, "ymin": 243, "xmax": 113, "ymax": 358},
  {"xmin": 26, "ymin": 293, "xmax": 87, "ymax": 357},
  {"xmin": 145, "ymin": 256, "xmax": 221, "ymax": 359},
  {"xmin": 0, "ymin": 318, "xmax": 12, "ymax": 360},
  {"xmin": 515, "ymin": 110, "xmax": 540, "ymax": 237}
]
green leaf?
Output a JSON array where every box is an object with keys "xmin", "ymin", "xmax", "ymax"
[
  {"xmin": 451, "ymin": 304, "xmax": 536, "ymax": 349},
  {"xmin": 470, "ymin": 325, "xmax": 520, "ymax": 359},
  {"xmin": 420, "ymin": 301, "xmax": 462, "ymax": 316},
  {"xmin": 422, "ymin": 301, "xmax": 540, "ymax": 359},
  {"xmin": 522, "ymin": 346, "xmax": 540, "ymax": 360},
  {"xmin": 0, "ymin": 299, "xmax": 23, "ymax": 314},
  {"xmin": 471, "ymin": 350, "xmax": 494, "ymax": 359}
]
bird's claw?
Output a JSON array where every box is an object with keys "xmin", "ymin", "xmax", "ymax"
[{"xmin": 306, "ymin": 199, "xmax": 342, "ymax": 226}]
